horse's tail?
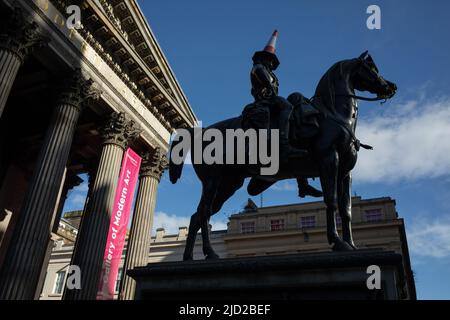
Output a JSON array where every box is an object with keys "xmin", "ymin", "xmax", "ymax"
[{"xmin": 169, "ymin": 127, "xmax": 193, "ymax": 184}]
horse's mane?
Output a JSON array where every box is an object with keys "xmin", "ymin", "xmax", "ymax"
[{"xmin": 313, "ymin": 59, "xmax": 358, "ymax": 115}]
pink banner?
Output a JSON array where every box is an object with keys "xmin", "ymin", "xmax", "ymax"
[{"xmin": 97, "ymin": 148, "xmax": 141, "ymax": 300}]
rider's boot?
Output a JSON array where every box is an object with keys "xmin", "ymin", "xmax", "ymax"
[{"xmin": 297, "ymin": 178, "xmax": 323, "ymax": 198}]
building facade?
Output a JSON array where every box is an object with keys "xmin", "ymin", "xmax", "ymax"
[
  {"xmin": 40, "ymin": 196, "xmax": 416, "ymax": 300},
  {"xmin": 0, "ymin": 0, "xmax": 197, "ymax": 300}
]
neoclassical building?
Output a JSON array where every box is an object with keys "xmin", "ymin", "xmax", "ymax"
[
  {"xmin": 0, "ymin": 0, "xmax": 196, "ymax": 300},
  {"xmin": 40, "ymin": 196, "xmax": 416, "ymax": 300}
]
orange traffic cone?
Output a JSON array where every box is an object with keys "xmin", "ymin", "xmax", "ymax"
[
  {"xmin": 263, "ymin": 30, "xmax": 278, "ymax": 54},
  {"xmin": 252, "ymin": 30, "xmax": 280, "ymax": 69}
]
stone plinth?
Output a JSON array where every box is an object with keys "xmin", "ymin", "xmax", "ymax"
[{"xmin": 128, "ymin": 250, "xmax": 408, "ymax": 300}]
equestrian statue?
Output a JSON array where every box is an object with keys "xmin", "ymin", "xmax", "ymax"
[{"xmin": 169, "ymin": 30, "xmax": 397, "ymax": 260}]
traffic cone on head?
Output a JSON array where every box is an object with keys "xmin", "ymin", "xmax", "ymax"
[
  {"xmin": 252, "ymin": 29, "xmax": 280, "ymax": 70},
  {"xmin": 263, "ymin": 30, "xmax": 278, "ymax": 54}
]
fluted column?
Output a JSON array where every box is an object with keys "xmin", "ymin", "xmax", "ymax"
[
  {"xmin": 33, "ymin": 170, "xmax": 83, "ymax": 299},
  {"xmin": 120, "ymin": 148, "xmax": 168, "ymax": 300},
  {"xmin": 63, "ymin": 113, "xmax": 140, "ymax": 300},
  {"xmin": 0, "ymin": 70, "xmax": 97, "ymax": 300},
  {"xmin": 0, "ymin": 7, "xmax": 47, "ymax": 118}
]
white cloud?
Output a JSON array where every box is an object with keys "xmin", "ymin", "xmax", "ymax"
[
  {"xmin": 407, "ymin": 217, "xmax": 450, "ymax": 258},
  {"xmin": 354, "ymin": 97, "xmax": 450, "ymax": 183},
  {"xmin": 66, "ymin": 193, "xmax": 86, "ymax": 209},
  {"xmin": 152, "ymin": 211, "xmax": 227, "ymax": 235},
  {"xmin": 76, "ymin": 181, "xmax": 89, "ymax": 193},
  {"xmin": 64, "ymin": 180, "xmax": 89, "ymax": 210},
  {"xmin": 152, "ymin": 212, "xmax": 190, "ymax": 235},
  {"xmin": 210, "ymin": 220, "xmax": 228, "ymax": 231},
  {"xmin": 270, "ymin": 180, "xmax": 297, "ymax": 192}
]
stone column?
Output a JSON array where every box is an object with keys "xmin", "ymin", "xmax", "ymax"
[
  {"xmin": 120, "ymin": 148, "xmax": 168, "ymax": 300},
  {"xmin": 63, "ymin": 113, "xmax": 140, "ymax": 300},
  {"xmin": 0, "ymin": 7, "xmax": 47, "ymax": 118},
  {"xmin": 33, "ymin": 172, "xmax": 83, "ymax": 299},
  {"xmin": 0, "ymin": 70, "xmax": 97, "ymax": 300}
]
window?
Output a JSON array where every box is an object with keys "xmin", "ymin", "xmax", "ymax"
[
  {"xmin": 53, "ymin": 271, "xmax": 66, "ymax": 294},
  {"xmin": 300, "ymin": 216, "xmax": 316, "ymax": 229},
  {"xmin": 365, "ymin": 209, "xmax": 383, "ymax": 222},
  {"xmin": 115, "ymin": 268, "xmax": 123, "ymax": 293},
  {"xmin": 241, "ymin": 221, "xmax": 255, "ymax": 234},
  {"xmin": 270, "ymin": 219, "xmax": 285, "ymax": 231}
]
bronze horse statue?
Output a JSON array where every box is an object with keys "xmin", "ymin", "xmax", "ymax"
[{"xmin": 169, "ymin": 51, "xmax": 397, "ymax": 260}]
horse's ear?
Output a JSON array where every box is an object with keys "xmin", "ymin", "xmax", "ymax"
[
  {"xmin": 366, "ymin": 54, "xmax": 379, "ymax": 72},
  {"xmin": 359, "ymin": 50, "xmax": 369, "ymax": 59}
]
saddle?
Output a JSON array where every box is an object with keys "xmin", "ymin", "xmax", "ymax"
[
  {"xmin": 287, "ymin": 92, "xmax": 321, "ymax": 139},
  {"xmin": 241, "ymin": 92, "xmax": 321, "ymax": 140}
]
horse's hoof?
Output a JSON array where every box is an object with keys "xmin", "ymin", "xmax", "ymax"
[
  {"xmin": 332, "ymin": 239, "xmax": 355, "ymax": 251},
  {"xmin": 183, "ymin": 255, "xmax": 193, "ymax": 261},
  {"xmin": 205, "ymin": 253, "xmax": 220, "ymax": 260}
]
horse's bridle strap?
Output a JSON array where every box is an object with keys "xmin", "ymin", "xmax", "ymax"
[{"xmin": 335, "ymin": 93, "xmax": 391, "ymax": 104}]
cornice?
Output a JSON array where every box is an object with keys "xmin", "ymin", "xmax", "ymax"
[
  {"xmin": 50, "ymin": 0, "xmax": 195, "ymax": 131},
  {"xmin": 120, "ymin": 0, "xmax": 197, "ymax": 125},
  {"xmin": 97, "ymin": 0, "xmax": 197, "ymax": 126}
]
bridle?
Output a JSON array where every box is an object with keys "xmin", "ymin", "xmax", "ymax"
[
  {"xmin": 343, "ymin": 57, "xmax": 397, "ymax": 104},
  {"xmin": 334, "ymin": 92, "xmax": 395, "ymax": 104},
  {"xmin": 311, "ymin": 58, "xmax": 396, "ymax": 105},
  {"xmin": 308, "ymin": 59, "xmax": 396, "ymax": 152}
]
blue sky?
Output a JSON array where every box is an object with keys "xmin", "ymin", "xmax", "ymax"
[{"xmin": 64, "ymin": 1, "xmax": 450, "ymax": 299}]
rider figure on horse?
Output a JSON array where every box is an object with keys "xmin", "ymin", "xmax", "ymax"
[
  {"xmin": 247, "ymin": 30, "xmax": 322, "ymax": 198},
  {"xmin": 250, "ymin": 30, "xmax": 307, "ymax": 161}
]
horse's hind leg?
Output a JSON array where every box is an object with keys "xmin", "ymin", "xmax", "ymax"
[
  {"xmin": 183, "ymin": 212, "xmax": 201, "ymax": 261},
  {"xmin": 191, "ymin": 177, "xmax": 244, "ymax": 261},
  {"xmin": 198, "ymin": 179, "xmax": 221, "ymax": 260}
]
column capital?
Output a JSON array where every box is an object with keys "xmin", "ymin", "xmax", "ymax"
[
  {"xmin": 100, "ymin": 112, "xmax": 141, "ymax": 149},
  {"xmin": 140, "ymin": 147, "xmax": 168, "ymax": 181},
  {"xmin": 0, "ymin": 7, "xmax": 48, "ymax": 62},
  {"xmin": 57, "ymin": 69, "xmax": 101, "ymax": 111}
]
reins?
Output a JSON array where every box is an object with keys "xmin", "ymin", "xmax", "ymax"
[{"xmin": 335, "ymin": 93, "xmax": 394, "ymax": 104}]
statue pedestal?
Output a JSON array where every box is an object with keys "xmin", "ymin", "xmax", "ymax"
[{"xmin": 128, "ymin": 250, "xmax": 408, "ymax": 300}]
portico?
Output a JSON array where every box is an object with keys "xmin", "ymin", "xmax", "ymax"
[{"xmin": 0, "ymin": 0, "xmax": 196, "ymax": 300}]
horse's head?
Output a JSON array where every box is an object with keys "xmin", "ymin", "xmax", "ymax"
[{"xmin": 353, "ymin": 51, "xmax": 397, "ymax": 100}]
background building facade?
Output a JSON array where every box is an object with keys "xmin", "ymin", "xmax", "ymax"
[{"xmin": 40, "ymin": 196, "xmax": 416, "ymax": 300}]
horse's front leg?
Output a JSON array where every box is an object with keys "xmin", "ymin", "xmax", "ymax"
[
  {"xmin": 318, "ymin": 149, "xmax": 340, "ymax": 245},
  {"xmin": 319, "ymin": 150, "xmax": 353, "ymax": 251},
  {"xmin": 338, "ymin": 172, "xmax": 356, "ymax": 249}
]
